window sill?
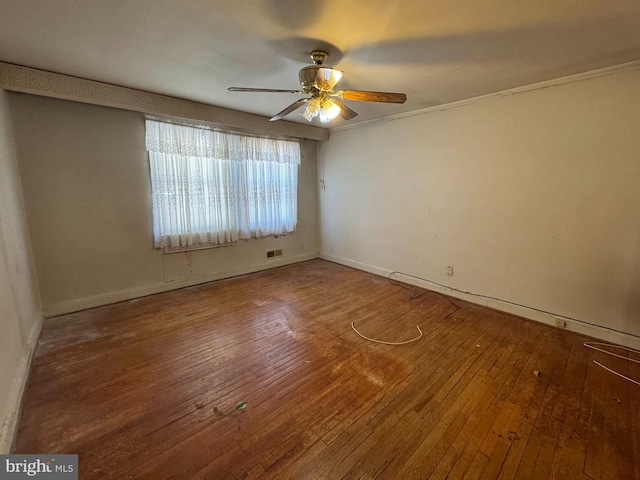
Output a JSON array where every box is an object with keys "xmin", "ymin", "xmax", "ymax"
[{"xmin": 162, "ymin": 243, "xmax": 236, "ymax": 254}]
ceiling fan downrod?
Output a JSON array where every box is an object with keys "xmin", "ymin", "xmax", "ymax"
[{"xmin": 310, "ymin": 50, "xmax": 329, "ymax": 65}]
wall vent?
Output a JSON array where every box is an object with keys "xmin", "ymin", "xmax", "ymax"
[{"xmin": 266, "ymin": 249, "xmax": 283, "ymax": 259}]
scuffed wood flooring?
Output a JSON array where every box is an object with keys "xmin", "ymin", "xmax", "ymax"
[{"xmin": 14, "ymin": 260, "xmax": 640, "ymax": 479}]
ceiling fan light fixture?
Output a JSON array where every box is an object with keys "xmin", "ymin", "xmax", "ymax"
[
  {"xmin": 301, "ymin": 97, "xmax": 341, "ymax": 123},
  {"xmin": 318, "ymin": 98, "xmax": 341, "ymax": 123},
  {"xmin": 302, "ymin": 97, "xmax": 322, "ymax": 121}
]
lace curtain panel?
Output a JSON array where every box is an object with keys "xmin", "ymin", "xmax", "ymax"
[{"xmin": 146, "ymin": 120, "xmax": 299, "ymax": 250}]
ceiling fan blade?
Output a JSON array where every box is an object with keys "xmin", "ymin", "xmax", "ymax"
[
  {"xmin": 334, "ymin": 100, "xmax": 358, "ymax": 120},
  {"xmin": 228, "ymin": 87, "xmax": 305, "ymax": 94},
  {"xmin": 335, "ymin": 90, "xmax": 407, "ymax": 104},
  {"xmin": 270, "ymin": 98, "xmax": 310, "ymax": 122}
]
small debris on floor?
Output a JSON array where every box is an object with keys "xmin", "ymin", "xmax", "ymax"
[
  {"xmin": 507, "ymin": 430, "xmax": 520, "ymax": 442},
  {"xmin": 236, "ymin": 401, "xmax": 248, "ymax": 411},
  {"xmin": 195, "ymin": 402, "xmax": 204, "ymax": 410},
  {"xmin": 533, "ymin": 370, "xmax": 541, "ymax": 377},
  {"xmin": 476, "ymin": 344, "xmax": 480, "ymax": 348},
  {"xmin": 614, "ymin": 397, "xmax": 622, "ymax": 404},
  {"xmin": 213, "ymin": 406, "xmax": 224, "ymax": 418},
  {"xmin": 357, "ymin": 472, "xmax": 375, "ymax": 480}
]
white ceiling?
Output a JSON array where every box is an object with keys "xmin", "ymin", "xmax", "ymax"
[{"xmin": 1, "ymin": 0, "xmax": 640, "ymax": 128}]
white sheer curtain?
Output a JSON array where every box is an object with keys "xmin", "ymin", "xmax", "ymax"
[{"xmin": 145, "ymin": 120, "xmax": 299, "ymax": 250}]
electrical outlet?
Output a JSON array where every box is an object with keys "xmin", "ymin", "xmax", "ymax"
[{"xmin": 446, "ymin": 266, "xmax": 454, "ymax": 276}]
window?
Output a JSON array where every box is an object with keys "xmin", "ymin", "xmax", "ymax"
[{"xmin": 145, "ymin": 119, "xmax": 299, "ymax": 250}]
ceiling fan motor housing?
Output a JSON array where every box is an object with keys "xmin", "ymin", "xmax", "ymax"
[{"xmin": 299, "ymin": 65, "xmax": 344, "ymax": 92}]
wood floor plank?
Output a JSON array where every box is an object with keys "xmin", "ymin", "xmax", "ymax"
[{"xmin": 12, "ymin": 260, "xmax": 639, "ymax": 480}]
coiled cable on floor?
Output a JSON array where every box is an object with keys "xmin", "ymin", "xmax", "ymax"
[
  {"xmin": 351, "ymin": 322, "xmax": 423, "ymax": 345},
  {"xmin": 584, "ymin": 341, "xmax": 640, "ymax": 386}
]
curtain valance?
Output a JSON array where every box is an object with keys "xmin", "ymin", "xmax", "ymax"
[{"xmin": 145, "ymin": 120, "xmax": 300, "ymax": 165}]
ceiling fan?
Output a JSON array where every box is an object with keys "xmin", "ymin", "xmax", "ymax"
[{"xmin": 228, "ymin": 50, "xmax": 407, "ymax": 123}]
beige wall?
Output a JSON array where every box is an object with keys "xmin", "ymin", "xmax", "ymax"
[
  {"xmin": 320, "ymin": 68, "xmax": 640, "ymax": 347},
  {"xmin": 9, "ymin": 94, "xmax": 319, "ymax": 316},
  {"xmin": 0, "ymin": 90, "xmax": 42, "ymax": 452}
]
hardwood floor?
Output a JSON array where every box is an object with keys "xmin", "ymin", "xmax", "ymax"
[{"xmin": 14, "ymin": 260, "xmax": 640, "ymax": 479}]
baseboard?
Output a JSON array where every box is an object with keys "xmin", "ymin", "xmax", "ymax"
[
  {"xmin": 320, "ymin": 253, "xmax": 640, "ymax": 350},
  {"xmin": 43, "ymin": 252, "xmax": 319, "ymax": 317},
  {"xmin": 0, "ymin": 318, "xmax": 42, "ymax": 453}
]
